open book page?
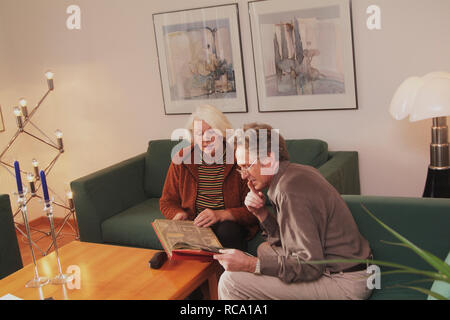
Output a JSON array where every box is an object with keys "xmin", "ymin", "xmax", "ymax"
[{"xmin": 152, "ymin": 219, "xmax": 223, "ymax": 257}]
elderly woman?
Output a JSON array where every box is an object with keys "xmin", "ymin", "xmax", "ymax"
[{"xmin": 160, "ymin": 105, "xmax": 258, "ymax": 250}]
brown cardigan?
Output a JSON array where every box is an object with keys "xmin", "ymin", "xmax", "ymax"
[{"xmin": 159, "ymin": 144, "xmax": 259, "ymax": 240}]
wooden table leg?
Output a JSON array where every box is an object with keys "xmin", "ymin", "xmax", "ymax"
[
  {"xmin": 200, "ymin": 263, "xmax": 223, "ymax": 300},
  {"xmin": 207, "ymin": 270, "xmax": 219, "ymax": 300}
]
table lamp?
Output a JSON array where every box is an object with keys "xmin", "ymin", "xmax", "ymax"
[{"xmin": 390, "ymin": 71, "xmax": 450, "ymax": 198}]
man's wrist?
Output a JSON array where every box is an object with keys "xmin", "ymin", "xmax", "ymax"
[
  {"xmin": 247, "ymin": 257, "xmax": 260, "ymax": 273},
  {"xmin": 254, "ymin": 258, "xmax": 261, "ymax": 274}
]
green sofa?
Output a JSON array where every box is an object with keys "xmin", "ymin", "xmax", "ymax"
[
  {"xmin": 0, "ymin": 194, "xmax": 23, "ymax": 279},
  {"xmin": 71, "ymin": 139, "xmax": 360, "ymax": 248}
]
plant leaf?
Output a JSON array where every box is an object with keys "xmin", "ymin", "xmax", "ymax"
[
  {"xmin": 380, "ymin": 240, "xmax": 409, "ymax": 248},
  {"xmin": 393, "ymin": 285, "xmax": 448, "ymax": 300},
  {"xmin": 379, "ymin": 270, "xmax": 449, "ymax": 283}
]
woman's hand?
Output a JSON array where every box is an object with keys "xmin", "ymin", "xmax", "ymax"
[
  {"xmin": 194, "ymin": 208, "xmax": 222, "ymax": 227},
  {"xmin": 173, "ymin": 212, "xmax": 189, "ymax": 220}
]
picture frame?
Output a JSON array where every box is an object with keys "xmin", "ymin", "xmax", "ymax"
[
  {"xmin": 0, "ymin": 105, "xmax": 5, "ymax": 132},
  {"xmin": 249, "ymin": 0, "xmax": 358, "ymax": 112},
  {"xmin": 153, "ymin": 4, "xmax": 248, "ymax": 115}
]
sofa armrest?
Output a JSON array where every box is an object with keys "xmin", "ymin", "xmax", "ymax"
[
  {"xmin": 0, "ymin": 194, "xmax": 23, "ymax": 279},
  {"xmin": 70, "ymin": 153, "xmax": 147, "ymax": 243},
  {"xmin": 318, "ymin": 151, "xmax": 360, "ymax": 195}
]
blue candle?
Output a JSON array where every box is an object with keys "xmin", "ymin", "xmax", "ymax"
[
  {"xmin": 40, "ymin": 170, "xmax": 50, "ymax": 202},
  {"xmin": 14, "ymin": 161, "xmax": 23, "ymax": 194}
]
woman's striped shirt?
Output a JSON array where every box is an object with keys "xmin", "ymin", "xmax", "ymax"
[{"xmin": 196, "ymin": 163, "xmax": 226, "ymax": 214}]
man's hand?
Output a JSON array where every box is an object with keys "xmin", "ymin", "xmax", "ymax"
[
  {"xmin": 194, "ymin": 208, "xmax": 221, "ymax": 227},
  {"xmin": 173, "ymin": 212, "xmax": 189, "ymax": 220},
  {"xmin": 245, "ymin": 181, "xmax": 268, "ymax": 222},
  {"xmin": 213, "ymin": 249, "xmax": 258, "ymax": 273}
]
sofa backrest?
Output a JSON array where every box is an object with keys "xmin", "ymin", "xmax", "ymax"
[
  {"xmin": 144, "ymin": 139, "xmax": 329, "ymax": 198},
  {"xmin": 343, "ymin": 195, "xmax": 450, "ymax": 271},
  {"xmin": 144, "ymin": 140, "xmax": 185, "ymax": 198},
  {"xmin": 285, "ymin": 139, "xmax": 328, "ymax": 168}
]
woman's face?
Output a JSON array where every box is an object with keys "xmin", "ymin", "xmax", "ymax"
[{"xmin": 193, "ymin": 119, "xmax": 222, "ymax": 156}]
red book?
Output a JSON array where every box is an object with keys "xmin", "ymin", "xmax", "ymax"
[{"xmin": 152, "ymin": 219, "xmax": 223, "ymax": 262}]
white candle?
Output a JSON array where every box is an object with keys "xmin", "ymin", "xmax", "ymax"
[
  {"xmin": 67, "ymin": 191, "xmax": 74, "ymax": 210},
  {"xmin": 19, "ymin": 98, "xmax": 28, "ymax": 118},
  {"xmin": 55, "ymin": 129, "xmax": 64, "ymax": 151},
  {"xmin": 32, "ymin": 159, "xmax": 40, "ymax": 180},
  {"xmin": 13, "ymin": 107, "xmax": 23, "ymax": 129},
  {"xmin": 45, "ymin": 71, "xmax": 54, "ymax": 90}
]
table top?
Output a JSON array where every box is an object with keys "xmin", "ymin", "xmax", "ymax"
[{"xmin": 0, "ymin": 241, "xmax": 218, "ymax": 300}]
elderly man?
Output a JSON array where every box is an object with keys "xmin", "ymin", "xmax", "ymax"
[{"xmin": 213, "ymin": 123, "xmax": 373, "ymax": 300}]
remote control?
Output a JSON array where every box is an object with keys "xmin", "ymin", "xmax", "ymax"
[{"xmin": 149, "ymin": 251, "xmax": 167, "ymax": 269}]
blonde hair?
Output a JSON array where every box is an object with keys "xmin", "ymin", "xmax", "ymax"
[{"xmin": 185, "ymin": 104, "xmax": 233, "ymax": 138}]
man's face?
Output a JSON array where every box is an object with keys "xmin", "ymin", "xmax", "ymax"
[{"xmin": 235, "ymin": 146, "xmax": 274, "ymax": 191}]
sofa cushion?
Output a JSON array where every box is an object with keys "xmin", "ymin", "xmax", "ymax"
[
  {"xmin": 102, "ymin": 198, "xmax": 164, "ymax": 249},
  {"xmin": 285, "ymin": 139, "xmax": 328, "ymax": 168}
]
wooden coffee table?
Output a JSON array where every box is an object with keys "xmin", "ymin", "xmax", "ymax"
[{"xmin": 0, "ymin": 241, "xmax": 221, "ymax": 300}]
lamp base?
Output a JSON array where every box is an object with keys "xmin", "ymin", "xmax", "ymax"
[{"xmin": 423, "ymin": 168, "xmax": 450, "ymax": 198}]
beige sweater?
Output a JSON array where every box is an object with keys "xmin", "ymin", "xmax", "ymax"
[{"xmin": 258, "ymin": 161, "xmax": 371, "ymax": 283}]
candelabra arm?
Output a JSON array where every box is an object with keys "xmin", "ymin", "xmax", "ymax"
[
  {"xmin": 23, "ymin": 90, "xmax": 51, "ymax": 125},
  {"xmin": 0, "ymin": 131, "xmax": 21, "ymax": 159}
]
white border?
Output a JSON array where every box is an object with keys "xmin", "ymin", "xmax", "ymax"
[
  {"xmin": 154, "ymin": 5, "xmax": 247, "ymax": 114},
  {"xmin": 249, "ymin": 0, "xmax": 357, "ymax": 112}
]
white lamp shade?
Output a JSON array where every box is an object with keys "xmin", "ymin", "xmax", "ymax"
[
  {"xmin": 423, "ymin": 71, "xmax": 450, "ymax": 81},
  {"xmin": 390, "ymin": 72, "xmax": 450, "ymax": 122},
  {"xmin": 389, "ymin": 77, "xmax": 423, "ymax": 120},
  {"xmin": 410, "ymin": 77, "xmax": 450, "ymax": 122}
]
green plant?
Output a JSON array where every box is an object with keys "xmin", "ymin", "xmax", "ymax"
[{"xmin": 304, "ymin": 203, "xmax": 450, "ymax": 300}]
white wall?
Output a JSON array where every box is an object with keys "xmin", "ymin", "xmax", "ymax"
[{"xmin": 1, "ymin": 0, "xmax": 449, "ymax": 219}]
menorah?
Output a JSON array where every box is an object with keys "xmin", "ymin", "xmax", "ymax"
[{"xmin": 0, "ymin": 71, "xmax": 79, "ymax": 256}]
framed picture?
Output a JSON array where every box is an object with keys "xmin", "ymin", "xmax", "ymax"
[
  {"xmin": 153, "ymin": 4, "xmax": 247, "ymax": 115},
  {"xmin": 249, "ymin": 0, "xmax": 357, "ymax": 112},
  {"xmin": 0, "ymin": 105, "xmax": 5, "ymax": 132}
]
